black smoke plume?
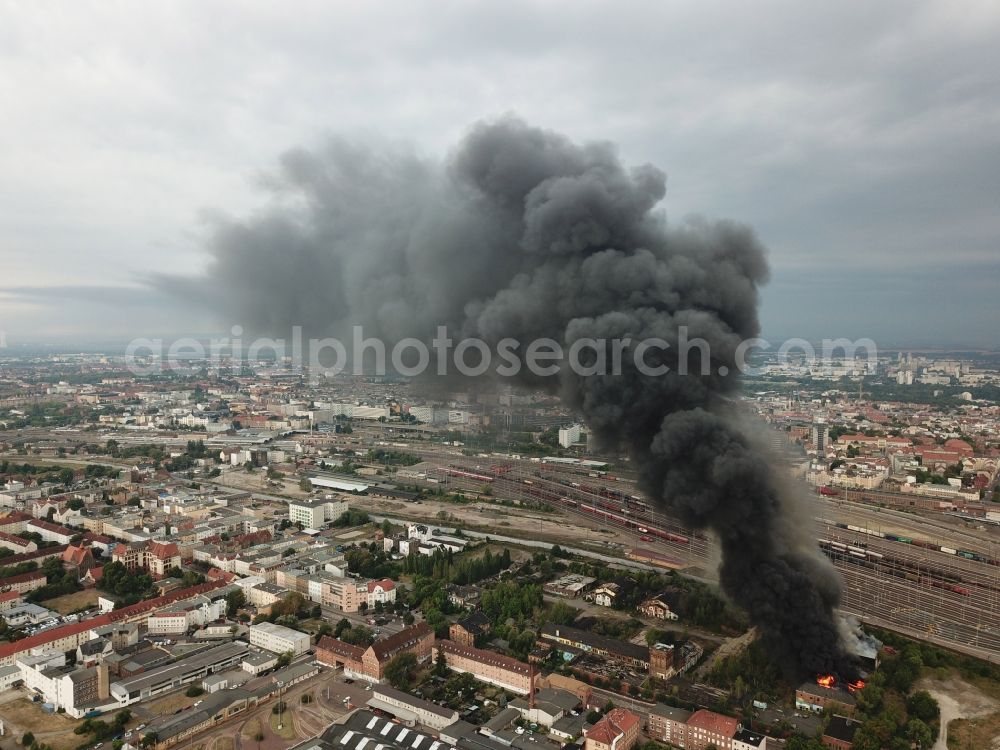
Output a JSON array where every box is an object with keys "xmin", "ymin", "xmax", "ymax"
[{"xmin": 158, "ymin": 117, "xmax": 852, "ymax": 676}]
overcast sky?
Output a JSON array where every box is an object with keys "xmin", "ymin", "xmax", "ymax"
[{"xmin": 1, "ymin": 0, "xmax": 997, "ymax": 347}]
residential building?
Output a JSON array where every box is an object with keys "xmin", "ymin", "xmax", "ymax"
[
  {"xmin": 584, "ymin": 708, "xmax": 641, "ymax": 750},
  {"xmin": 732, "ymin": 728, "xmax": 767, "ymax": 750},
  {"xmin": 685, "ymin": 709, "xmax": 739, "ymax": 750},
  {"xmin": 315, "ymin": 621, "xmax": 433, "ymax": 683},
  {"xmin": 0, "ymin": 531, "xmax": 36, "ymax": 553},
  {"xmin": 287, "ymin": 498, "xmax": 348, "ymax": 529},
  {"xmin": 0, "ymin": 570, "xmax": 46, "ymax": 595},
  {"xmin": 0, "ymin": 589, "xmax": 23, "ymax": 611},
  {"xmin": 432, "ymin": 640, "xmax": 534, "ymax": 695},
  {"xmin": 0, "ymin": 664, "xmax": 20, "ymax": 691},
  {"xmin": 647, "ymin": 704, "xmax": 691, "ymax": 748},
  {"xmin": 147, "ymin": 612, "xmax": 190, "ymax": 635},
  {"xmin": 449, "ymin": 612, "xmax": 491, "ymax": 647},
  {"xmin": 558, "ymin": 424, "xmax": 582, "ymax": 448},
  {"xmin": 0, "ymin": 581, "xmax": 228, "ymax": 667},
  {"xmin": 25, "ymin": 519, "xmax": 76, "ymax": 545}
]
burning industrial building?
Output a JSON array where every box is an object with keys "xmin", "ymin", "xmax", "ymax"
[{"xmin": 159, "ymin": 116, "xmax": 859, "ymax": 677}]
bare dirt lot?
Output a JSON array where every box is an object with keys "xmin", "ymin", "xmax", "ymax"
[
  {"xmin": 0, "ymin": 694, "xmax": 82, "ymax": 750},
  {"xmin": 917, "ymin": 673, "xmax": 999, "ymax": 750},
  {"xmin": 359, "ymin": 492, "xmax": 630, "ymax": 552},
  {"xmin": 44, "ymin": 588, "xmax": 99, "ymax": 614}
]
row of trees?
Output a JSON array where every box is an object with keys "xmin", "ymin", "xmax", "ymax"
[{"xmin": 401, "ymin": 547, "xmax": 513, "ymax": 585}]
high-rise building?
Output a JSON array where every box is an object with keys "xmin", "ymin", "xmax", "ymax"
[
  {"xmin": 558, "ymin": 423, "xmax": 582, "ymax": 448},
  {"xmin": 811, "ymin": 421, "xmax": 828, "ymax": 455}
]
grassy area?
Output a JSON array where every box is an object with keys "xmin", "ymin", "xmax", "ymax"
[
  {"xmin": 947, "ymin": 711, "xmax": 1000, "ymax": 749},
  {"xmin": 145, "ymin": 690, "xmax": 197, "ymax": 716},
  {"xmin": 268, "ymin": 709, "xmax": 298, "ymax": 741},
  {"xmin": 298, "ymin": 617, "xmax": 326, "ymax": 634},
  {"xmin": 215, "ymin": 737, "xmax": 236, "ymax": 750},
  {"xmin": 44, "ymin": 588, "xmax": 99, "ymax": 614}
]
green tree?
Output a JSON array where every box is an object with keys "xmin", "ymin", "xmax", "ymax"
[
  {"xmin": 434, "ymin": 649, "xmax": 448, "ymax": 677},
  {"xmin": 384, "ymin": 652, "xmax": 419, "ymax": 690},
  {"xmin": 904, "ymin": 719, "xmax": 932, "ymax": 748},
  {"xmin": 225, "ymin": 588, "xmax": 247, "ymax": 617},
  {"xmin": 906, "ymin": 690, "xmax": 940, "ymax": 723}
]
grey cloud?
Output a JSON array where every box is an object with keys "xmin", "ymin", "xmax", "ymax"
[{"xmin": 1, "ymin": 1, "xmax": 998, "ymax": 342}]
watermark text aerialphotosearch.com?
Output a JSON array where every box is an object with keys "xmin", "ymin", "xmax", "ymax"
[{"xmin": 123, "ymin": 325, "xmax": 877, "ymax": 381}]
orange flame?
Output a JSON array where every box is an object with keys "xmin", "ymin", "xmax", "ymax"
[
  {"xmin": 847, "ymin": 679, "xmax": 865, "ymax": 692},
  {"xmin": 816, "ymin": 674, "xmax": 836, "ymax": 688}
]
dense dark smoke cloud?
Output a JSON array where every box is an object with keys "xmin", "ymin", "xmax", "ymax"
[{"xmin": 158, "ymin": 116, "xmax": 852, "ymax": 676}]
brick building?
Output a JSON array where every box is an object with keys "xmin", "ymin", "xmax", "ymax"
[
  {"xmin": 316, "ymin": 621, "xmax": 433, "ymax": 683},
  {"xmin": 686, "ymin": 709, "xmax": 739, "ymax": 750},
  {"xmin": 647, "ymin": 704, "xmax": 691, "ymax": 748},
  {"xmin": 584, "ymin": 708, "xmax": 641, "ymax": 750},
  {"xmin": 432, "ymin": 639, "xmax": 535, "ymax": 694}
]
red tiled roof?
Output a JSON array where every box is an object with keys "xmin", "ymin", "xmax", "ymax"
[
  {"xmin": 370, "ymin": 621, "xmax": 433, "ymax": 660},
  {"xmin": 106, "ymin": 580, "xmax": 226, "ymax": 623},
  {"xmin": 367, "ymin": 578, "xmax": 394, "ymax": 593},
  {"xmin": 0, "ymin": 570, "xmax": 46, "ymax": 587},
  {"xmin": 0, "ymin": 579, "xmax": 230, "ymax": 662},
  {"xmin": 26, "ymin": 519, "xmax": 76, "ymax": 536},
  {"xmin": 686, "ymin": 709, "xmax": 738, "ymax": 737},
  {"xmin": 586, "ymin": 709, "xmax": 640, "ymax": 745},
  {"xmin": 62, "ymin": 543, "xmax": 95, "ymax": 563},
  {"xmin": 0, "ymin": 613, "xmax": 111, "ymax": 661},
  {"xmin": 147, "ymin": 540, "xmax": 180, "ymax": 559},
  {"xmin": 0, "ymin": 545, "xmax": 68, "ymax": 566},
  {"xmin": 316, "ymin": 635, "xmax": 365, "ymax": 661},
  {"xmin": 436, "ymin": 639, "xmax": 531, "ymax": 676},
  {"xmin": 0, "ymin": 531, "xmax": 33, "ymax": 547}
]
